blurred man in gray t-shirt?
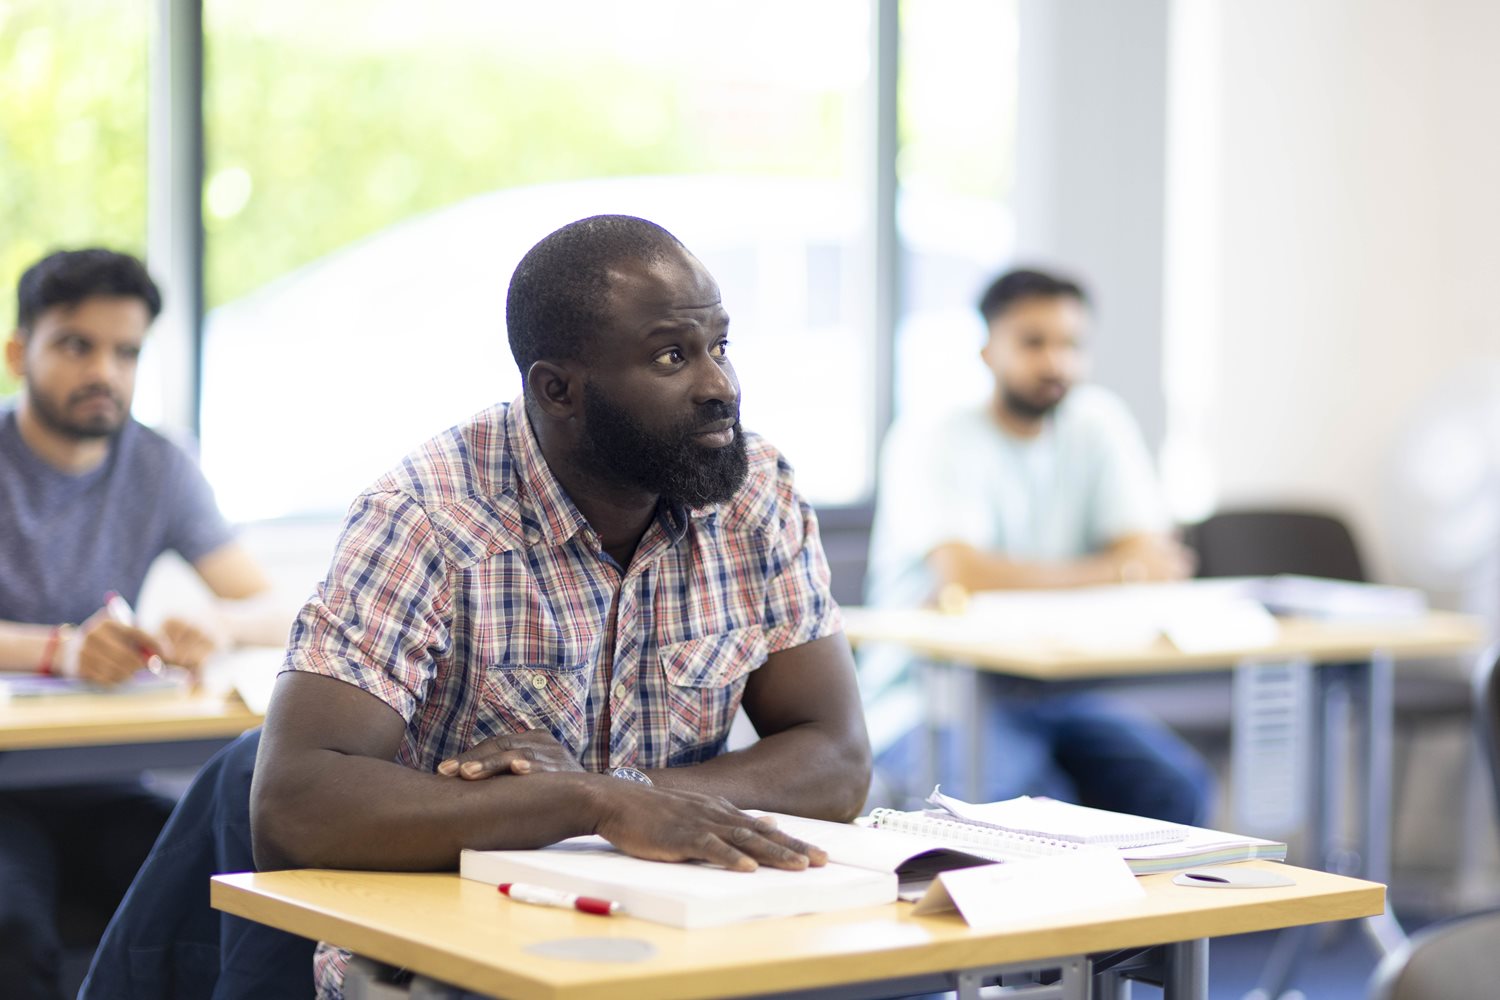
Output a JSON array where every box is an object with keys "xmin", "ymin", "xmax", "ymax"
[{"xmin": 0, "ymin": 249, "xmax": 271, "ymax": 999}]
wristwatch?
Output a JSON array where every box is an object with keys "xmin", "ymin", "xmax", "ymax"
[{"xmin": 611, "ymin": 766, "xmax": 653, "ymax": 786}]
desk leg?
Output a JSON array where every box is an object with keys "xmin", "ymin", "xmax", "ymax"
[
  {"xmin": 922, "ymin": 660, "xmax": 943, "ymax": 803},
  {"xmin": 1158, "ymin": 941, "xmax": 1206, "ymax": 1000},
  {"xmin": 1163, "ymin": 939, "xmax": 1208, "ymax": 1000},
  {"xmin": 1358, "ymin": 651, "xmax": 1393, "ymax": 885},
  {"xmin": 966, "ymin": 667, "xmax": 985, "ymax": 803},
  {"xmin": 1093, "ymin": 970, "xmax": 1133, "ymax": 1000},
  {"xmin": 1247, "ymin": 657, "xmax": 1321, "ymax": 1000},
  {"xmin": 1317, "ymin": 664, "xmax": 1349, "ymax": 874},
  {"xmin": 1355, "ymin": 649, "xmax": 1405, "ymax": 953}
]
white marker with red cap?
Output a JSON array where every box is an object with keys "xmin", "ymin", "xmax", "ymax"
[{"xmin": 497, "ymin": 883, "xmax": 620, "ymax": 916}]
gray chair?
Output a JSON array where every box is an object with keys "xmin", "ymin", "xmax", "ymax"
[
  {"xmin": 1186, "ymin": 508, "xmax": 1366, "ymax": 582},
  {"xmin": 1185, "ymin": 508, "xmax": 1475, "ymax": 721},
  {"xmin": 1367, "ymin": 907, "xmax": 1500, "ymax": 999}
]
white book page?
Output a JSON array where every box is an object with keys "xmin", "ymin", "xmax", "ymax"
[
  {"xmin": 929, "ymin": 790, "xmax": 1186, "ymax": 847},
  {"xmin": 763, "ymin": 812, "xmax": 1000, "ymax": 874}
]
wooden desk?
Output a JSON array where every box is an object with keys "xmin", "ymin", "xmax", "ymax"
[
  {"xmin": 212, "ymin": 862, "xmax": 1384, "ymax": 1000},
  {"xmin": 0, "ymin": 689, "xmax": 262, "ymax": 788},
  {"xmin": 841, "ymin": 607, "xmax": 1484, "ymax": 680}
]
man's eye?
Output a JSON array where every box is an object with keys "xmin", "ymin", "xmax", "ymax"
[
  {"xmin": 653, "ymin": 349, "xmax": 684, "ymax": 367},
  {"xmin": 711, "ymin": 340, "xmax": 730, "ymax": 358}
]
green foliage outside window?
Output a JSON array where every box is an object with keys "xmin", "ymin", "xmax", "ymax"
[
  {"xmin": 202, "ymin": 3, "xmax": 849, "ymax": 308},
  {"xmin": 2, "ymin": 0, "xmax": 851, "ymax": 399},
  {"xmin": 0, "ymin": 0, "xmax": 149, "ymax": 398}
]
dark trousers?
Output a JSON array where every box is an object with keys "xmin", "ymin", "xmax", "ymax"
[
  {"xmin": 877, "ymin": 681, "xmax": 1216, "ymax": 826},
  {"xmin": 0, "ymin": 781, "xmax": 174, "ymax": 1000},
  {"xmin": 79, "ymin": 728, "xmax": 315, "ymax": 999}
]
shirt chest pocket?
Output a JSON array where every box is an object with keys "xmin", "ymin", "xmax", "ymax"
[
  {"xmin": 481, "ymin": 631, "xmax": 594, "ymax": 755},
  {"xmin": 657, "ymin": 626, "xmax": 767, "ymax": 765}
]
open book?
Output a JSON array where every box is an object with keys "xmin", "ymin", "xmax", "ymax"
[
  {"xmin": 459, "ymin": 812, "xmax": 1008, "ymax": 928},
  {"xmin": 867, "ymin": 789, "xmax": 1287, "ymax": 876}
]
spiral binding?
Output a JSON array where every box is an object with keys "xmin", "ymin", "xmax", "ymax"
[{"xmin": 867, "ymin": 808, "xmax": 1080, "ymax": 858}]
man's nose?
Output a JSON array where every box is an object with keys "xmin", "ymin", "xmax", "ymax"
[
  {"xmin": 694, "ymin": 356, "xmax": 739, "ymax": 407},
  {"xmin": 84, "ymin": 349, "xmax": 120, "ymax": 383},
  {"xmin": 1042, "ymin": 345, "xmax": 1073, "ymax": 377}
]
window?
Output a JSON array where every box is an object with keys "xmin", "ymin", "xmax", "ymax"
[
  {"xmin": 0, "ymin": 0, "xmax": 150, "ymax": 398},
  {"xmin": 199, "ymin": 0, "xmax": 879, "ymax": 520},
  {"xmin": 893, "ymin": 0, "xmax": 1018, "ymax": 425},
  {"xmin": 6, "ymin": 1, "xmax": 1022, "ymax": 521}
]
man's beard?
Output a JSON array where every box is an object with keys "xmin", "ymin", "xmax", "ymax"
[
  {"xmin": 578, "ymin": 384, "xmax": 749, "ymax": 508},
  {"xmin": 28, "ymin": 382, "xmax": 125, "ymax": 440},
  {"xmin": 1000, "ymin": 380, "xmax": 1069, "ymax": 422}
]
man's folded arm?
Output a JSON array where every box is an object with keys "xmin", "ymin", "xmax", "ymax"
[
  {"xmin": 250, "ymin": 672, "xmax": 605, "ymax": 871},
  {"xmin": 927, "ymin": 532, "xmax": 1192, "ymax": 594},
  {"xmin": 250, "ymin": 671, "xmax": 828, "ymax": 874}
]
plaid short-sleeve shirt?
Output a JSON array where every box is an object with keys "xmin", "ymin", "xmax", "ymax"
[{"xmin": 287, "ymin": 399, "xmax": 841, "ymax": 998}]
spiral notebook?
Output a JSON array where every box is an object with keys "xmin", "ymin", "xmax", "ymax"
[
  {"xmin": 925, "ymin": 788, "xmax": 1188, "ymax": 848},
  {"xmin": 867, "ymin": 788, "xmax": 1286, "ymax": 875}
]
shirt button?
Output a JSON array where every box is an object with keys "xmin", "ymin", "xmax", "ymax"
[
  {"xmin": 530, "ymin": 673, "xmax": 548, "ymax": 690},
  {"xmin": 612, "ymin": 682, "xmax": 628, "ymax": 701}
]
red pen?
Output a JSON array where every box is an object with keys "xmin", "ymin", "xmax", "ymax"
[
  {"xmin": 103, "ymin": 591, "xmax": 165, "ymax": 676},
  {"xmin": 497, "ymin": 882, "xmax": 621, "ymax": 916}
]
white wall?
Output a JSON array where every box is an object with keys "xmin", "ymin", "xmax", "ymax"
[
  {"xmin": 1170, "ymin": 0, "xmax": 1500, "ymax": 592},
  {"xmin": 1015, "ymin": 0, "xmax": 1171, "ymax": 449}
]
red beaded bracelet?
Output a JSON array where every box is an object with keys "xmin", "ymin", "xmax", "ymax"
[{"xmin": 38, "ymin": 625, "xmax": 64, "ymax": 676}]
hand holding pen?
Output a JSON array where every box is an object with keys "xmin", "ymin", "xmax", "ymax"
[
  {"xmin": 103, "ymin": 592, "xmax": 166, "ymax": 676},
  {"xmin": 56, "ymin": 593, "xmax": 167, "ymax": 685}
]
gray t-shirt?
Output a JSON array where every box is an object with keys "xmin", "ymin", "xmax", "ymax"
[{"xmin": 0, "ymin": 404, "xmax": 234, "ymax": 626}]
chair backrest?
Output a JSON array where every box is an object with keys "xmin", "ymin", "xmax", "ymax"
[
  {"xmin": 1476, "ymin": 646, "xmax": 1500, "ymax": 830},
  {"xmin": 1367, "ymin": 907, "xmax": 1500, "ymax": 999},
  {"xmin": 1185, "ymin": 509, "xmax": 1367, "ymax": 582}
]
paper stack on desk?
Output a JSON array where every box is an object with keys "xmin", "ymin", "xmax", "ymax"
[
  {"xmin": 1249, "ymin": 574, "xmax": 1427, "ymax": 621},
  {"xmin": 959, "ymin": 580, "xmax": 1282, "ymax": 654}
]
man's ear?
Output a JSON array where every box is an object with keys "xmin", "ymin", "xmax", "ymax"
[
  {"xmin": 5, "ymin": 330, "xmax": 25, "ymax": 381},
  {"xmin": 979, "ymin": 330, "xmax": 1002, "ymax": 370},
  {"xmin": 525, "ymin": 360, "xmax": 581, "ymax": 421}
]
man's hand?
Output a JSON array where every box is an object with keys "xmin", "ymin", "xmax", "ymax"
[
  {"xmin": 437, "ymin": 729, "xmax": 585, "ymax": 779},
  {"xmin": 61, "ymin": 613, "xmax": 165, "ymax": 685},
  {"xmin": 594, "ymin": 784, "xmax": 829, "ymax": 872},
  {"xmin": 157, "ymin": 616, "xmax": 222, "ymax": 671},
  {"xmin": 1110, "ymin": 535, "xmax": 1195, "ymax": 583}
]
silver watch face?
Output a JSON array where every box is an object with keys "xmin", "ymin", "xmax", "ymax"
[{"xmin": 611, "ymin": 766, "xmax": 653, "ymax": 785}]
